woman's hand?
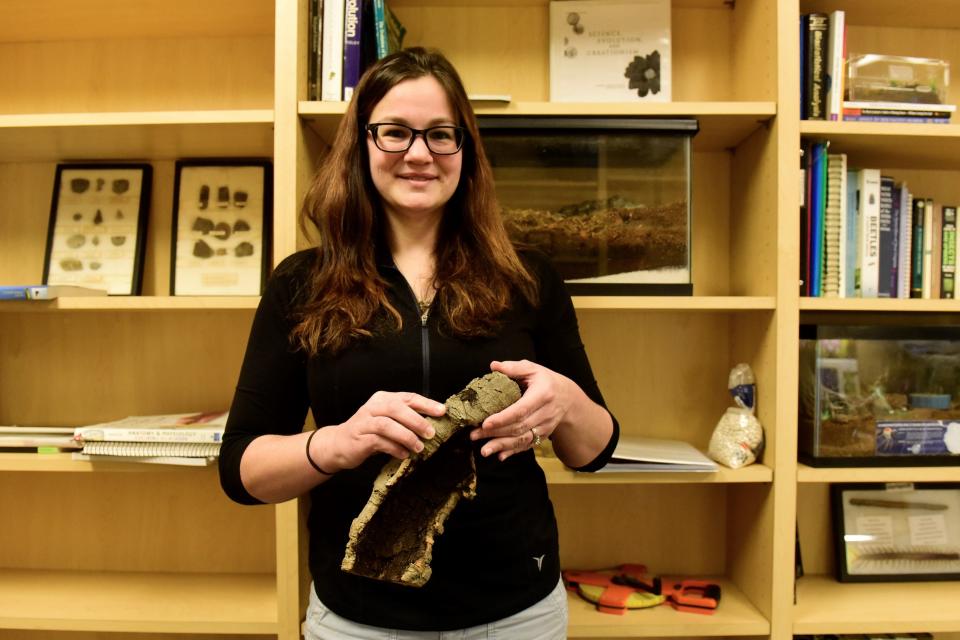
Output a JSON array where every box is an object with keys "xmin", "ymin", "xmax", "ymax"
[
  {"xmin": 323, "ymin": 391, "xmax": 446, "ymax": 471},
  {"xmin": 470, "ymin": 360, "xmax": 574, "ymax": 461}
]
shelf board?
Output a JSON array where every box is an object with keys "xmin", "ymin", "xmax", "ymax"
[
  {"xmin": 800, "ymin": 0, "xmax": 960, "ymax": 29},
  {"xmin": 800, "ymin": 297, "xmax": 960, "ymax": 313},
  {"xmin": 567, "ymin": 577, "xmax": 768, "ymax": 637},
  {"xmin": 0, "ymin": 452, "xmax": 221, "ymax": 472},
  {"xmin": 0, "ymin": 110, "xmax": 274, "ymax": 162},
  {"xmin": 794, "ymin": 575, "xmax": 960, "ymax": 634},
  {"xmin": 0, "ymin": 296, "xmax": 260, "ymax": 313},
  {"xmin": 573, "ymin": 296, "xmax": 776, "ymax": 311},
  {"xmin": 0, "ymin": 295, "xmax": 774, "ymax": 313},
  {"xmin": 539, "ymin": 456, "xmax": 772, "ymax": 484},
  {"xmin": 390, "ymin": 0, "xmax": 731, "ymax": 7},
  {"xmin": 798, "ymin": 463, "xmax": 960, "ymax": 483},
  {"xmin": 300, "ymin": 101, "xmax": 777, "ymax": 152},
  {"xmin": 0, "ymin": 569, "xmax": 277, "ymax": 634},
  {"xmin": 800, "ymin": 121, "xmax": 960, "ymax": 170},
  {"xmin": 1, "ymin": 0, "xmax": 274, "ymax": 43}
]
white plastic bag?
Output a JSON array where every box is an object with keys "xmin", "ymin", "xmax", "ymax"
[{"xmin": 707, "ymin": 363, "xmax": 764, "ymax": 469}]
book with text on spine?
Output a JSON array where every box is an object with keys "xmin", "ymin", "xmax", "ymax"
[
  {"xmin": 549, "ymin": 0, "xmax": 671, "ymax": 103},
  {"xmin": 75, "ymin": 411, "xmax": 228, "ymax": 444}
]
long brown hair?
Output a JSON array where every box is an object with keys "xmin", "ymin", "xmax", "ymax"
[{"xmin": 294, "ymin": 47, "xmax": 537, "ymax": 356}]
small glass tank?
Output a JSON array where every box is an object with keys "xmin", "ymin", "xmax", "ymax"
[
  {"xmin": 478, "ymin": 117, "xmax": 697, "ymax": 295},
  {"xmin": 799, "ymin": 325, "xmax": 960, "ymax": 466}
]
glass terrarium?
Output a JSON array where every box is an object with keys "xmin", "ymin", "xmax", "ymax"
[
  {"xmin": 799, "ymin": 325, "xmax": 960, "ymax": 466},
  {"xmin": 478, "ymin": 117, "xmax": 697, "ymax": 295}
]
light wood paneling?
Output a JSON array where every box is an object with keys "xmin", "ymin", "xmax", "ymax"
[
  {"xmin": 0, "ymin": 37, "xmax": 274, "ymax": 114},
  {"xmin": 0, "ymin": 472, "xmax": 274, "ymax": 572},
  {"xmin": 0, "ymin": 310, "xmax": 252, "ymax": 426}
]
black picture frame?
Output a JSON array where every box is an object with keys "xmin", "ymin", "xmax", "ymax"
[
  {"xmin": 831, "ymin": 482, "xmax": 960, "ymax": 582},
  {"xmin": 43, "ymin": 163, "xmax": 152, "ymax": 295},
  {"xmin": 170, "ymin": 159, "xmax": 272, "ymax": 296}
]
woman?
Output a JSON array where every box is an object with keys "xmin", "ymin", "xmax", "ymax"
[{"xmin": 219, "ymin": 47, "xmax": 618, "ymax": 639}]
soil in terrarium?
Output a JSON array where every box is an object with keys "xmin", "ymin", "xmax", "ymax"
[{"xmin": 501, "ymin": 195, "xmax": 687, "ymax": 280}]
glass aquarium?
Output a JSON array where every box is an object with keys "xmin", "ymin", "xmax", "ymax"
[
  {"xmin": 799, "ymin": 325, "xmax": 960, "ymax": 466},
  {"xmin": 478, "ymin": 117, "xmax": 697, "ymax": 295}
]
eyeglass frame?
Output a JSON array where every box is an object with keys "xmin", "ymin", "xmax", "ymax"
[{"xmin": 364, "ymin": 122, "xmax": 467, "ymax": 155}]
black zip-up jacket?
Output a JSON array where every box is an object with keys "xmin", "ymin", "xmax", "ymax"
[{"xmin": 219, "ymin": 247, "xmax": 618, "ymax": 630}]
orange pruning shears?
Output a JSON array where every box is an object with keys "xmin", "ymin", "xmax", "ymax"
[{"xmin": 612, "ymin": 574, "xmax": 722, "ymax": 614}]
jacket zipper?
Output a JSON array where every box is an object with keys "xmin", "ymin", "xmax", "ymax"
[{"xmin": 401, "ymin": 278, "xmax": 432, "ymax": 398}]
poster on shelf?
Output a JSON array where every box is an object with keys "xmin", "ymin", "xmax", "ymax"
[{"xmin": 549, "ymin": 0, "xmax": 672, "ymax": 103}]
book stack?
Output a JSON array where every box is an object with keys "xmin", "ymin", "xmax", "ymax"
[
  {"xmin": 307, "ymin": 0, "xmax": 406, "ymax": 102},
  {"xmin": 73, "ymin": 411, "xmax": 228, "ymax": 466},
  {"xmin": 801, "ymin": 143, "xmax": 958, "ymax": 299}
]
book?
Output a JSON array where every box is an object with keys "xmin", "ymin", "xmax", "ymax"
[
  {"xmin": 857, "ymin": 169, "xmax": 881, "ymax": 297},
  {"xmin": 80, "ymin": 441, "xmax": 220, "ymax": 458},
  {"xmin": 825, "ymin": 10, "xmax": 845, "ymax": 120},
  {"xmin": 841, "ymin": 114, "xmax": 950, "ymax": 124},
  {"xmin": 307, "ymin": 0, "xmax": 321, "ymax": 100},
  {"xmin": 342, "ymin": 0, "xmax": 363, "ymax": 100},
  {"xmin": 942, "ymin": 205, "xmax": 957, "ymax": 298},
  {"xmin": 385, "ymin": 3, "xmax": 406, "ymax": 55},
  {"xmin": 931, "ymin": 201, "xmax": 944, "ymax": 299},
  {"xmin": 0, "ymin": 426, "xmax": 81, "ymax": 450},
  {"xmin": 321, "ymin": 0, "xmax": 346, "ymax": 101},
  {"xmin": 922, "ymin": 197, "xmax": 934, "ymax": 298},
  {"xmin": 75, "ymin": 411, "xmax": 228, "ymax": 444},
  {"xmin": 844, "ymin": 168, "xmax": 859, "ymax": 298},
  {"xmin": 595, "ymin": 436, "xmax": 718, "ymax": 473},
  {"xmin": 823, "ymin": 152, "xmax": 844, "ymax": 296},
  {"xmin": 897, "ymin": 184, "xmax": 913, "ymax": 299},
  {"xmin": 842, "ymin": 100, "xmax": 956, "ymax": 117},
  {"xmin": 804, "ymin": 13, "xmax": 829, "ymax": 120},
  {"xmin": 72, "ymin": 450, "xmax": 216, "ymax": 466},
  {"xmin": 877, "ymin": 175, "xmax": 897, "ymax": 297},
  {"xmin": 0, "ymin": 284, "xmax": 108, "ymax": 301},
  {"xmin": 911, "ymin": 197, "xmax": 926, "ymax": 297},
  {"xmin": 549, "ymin": 0, "xmax": 671, "ymax": 103}
]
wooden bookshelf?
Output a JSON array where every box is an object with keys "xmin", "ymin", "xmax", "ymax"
[
  {"xmin": 0, "ymin": 569, "xmax": 277, "ymax": 634},
  {"xmin": 797, "ymin": 462, "xmax": 960, "ymax": 483},
  {"xmin": 539, "ymin": 456, "xmax": 773, "ymax": 484},
  {"xmin": 800, "ymin": 121, "xmax": 960, "ymax": 170}
]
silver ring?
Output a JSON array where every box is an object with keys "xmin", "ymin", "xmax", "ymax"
[{"xmin": 531, "ymin": 427, "xmax": 542, "ymax": 447}]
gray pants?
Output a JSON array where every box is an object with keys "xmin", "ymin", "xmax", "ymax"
[{"xmin": 303, "ymin": 578, "xmax": 568, "ymax": 639}]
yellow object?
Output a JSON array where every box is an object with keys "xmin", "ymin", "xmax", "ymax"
[{"xmin": 577, "ymin": 584, "xmax": 666, "ymax": 609}]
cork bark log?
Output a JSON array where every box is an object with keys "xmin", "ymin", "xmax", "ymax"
[{"xmin": 341, "ymin": 371, "xmax": 522, "ymax": 587}]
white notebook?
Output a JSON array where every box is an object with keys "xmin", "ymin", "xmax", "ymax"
[{"xmin": 596, "ymin": 436, "xmax": 718, "ymax": 472}]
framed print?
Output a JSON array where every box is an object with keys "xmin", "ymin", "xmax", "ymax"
[
  {"xmin": 171, "ymin": 159, "xmax": 272, "ymax": 296},
  {"xmin": 43, "ymin": 163, "xmax": 152, "ymax": 295},
  {"xmin": 831, "ymin": 482, "xmax": 960, "ymax": 582}
]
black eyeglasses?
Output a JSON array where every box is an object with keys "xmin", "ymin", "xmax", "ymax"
[{"xmin": 366, "ymin": 122, "xmax": 466, "ymax": 155}]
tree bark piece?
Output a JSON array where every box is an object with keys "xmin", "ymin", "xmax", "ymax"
[{"xmin": 341, "ymin": 371, "xmax": 522, "ymax": 586}]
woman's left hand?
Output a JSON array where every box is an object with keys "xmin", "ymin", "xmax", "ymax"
[{"xmin": 470, "ymin": 359, "xmax": 573, "ymax": 461}]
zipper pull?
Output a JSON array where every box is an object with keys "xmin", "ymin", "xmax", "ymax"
[{"xmin": 418, "ymin": 300, "xmax": 430, "ymax": 327}]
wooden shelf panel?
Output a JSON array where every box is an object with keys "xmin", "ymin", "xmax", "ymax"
[
  {"xmin": 0, "ymin": 110, "xmax": 274, "ymax": 162},
  {"xmin": 301, "ymin": 101, "xmax": 777, "ymax": 152},
  {"xmin": 798, "ymin": 463, "xmax": 960, "ymax": 483},
  {"xmin": 800, "ymin": 121, "xmax": 960, "ymax": 170},
  {"xmin": 0, "ymin": 296, "xmax": 260, "ymax": 313},
  {"xmin": 390, "ymin": 0, "xmax": 731, "ymax": 7},
  {"xmin": 1, "ymin": 0, "xmax": 274, "ymax": 43},
  {"xmin": 794, "ymin": 575, "xmax": 960, "ymax": 634},
  {"xmin": 0, "ymin": 296, "xmax": 774, "ymax": 314},
  {"xmin": 567, "ymin": 577, "xmax": 769, "ymax": 637},
  {"xmin": 540, "ymin": 457, "xmax": 772, "ymax": 484},
  {"xmin": 574, "ymin": 296, "xmax": 776, "ymax": 311},
  {"xmin": 800, "ymin": 0, "xmax": 960, "ymax": 29},
  {"xmin": 0, "ymin": 452, "xmax": 221, "ymax": 472},
  {"xmin": 800, "ymin": 297, "xmax": 960, "ymax": 313},
  {"xmin": 0, "ymin": 569, "xmax": 277, "ymax": 634}
]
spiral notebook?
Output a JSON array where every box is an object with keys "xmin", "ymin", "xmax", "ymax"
[{"xmin": 81, "ymin": 441, "xmax": 220, "ymax": 458}]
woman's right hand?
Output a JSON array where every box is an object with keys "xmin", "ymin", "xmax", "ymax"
[{"xmin": 324, "ymin": 391, "xmax": 446, "ymax": 471}]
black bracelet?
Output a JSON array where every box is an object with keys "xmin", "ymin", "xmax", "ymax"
[{"xmin": 305, "ymin": 429, "xmax": 336, "ymax": 476}]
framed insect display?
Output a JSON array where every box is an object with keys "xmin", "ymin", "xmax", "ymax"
[
  {"xmin": 43, "ymin": 163, "xmax": 152, "ymax": 295},
  {"xmin": 170, "ymin": 159, "xmax": 272, "ymax": 296},
  {"xmin": 831, "ymin": 482, "xmax": 960, "ymax": 582}
]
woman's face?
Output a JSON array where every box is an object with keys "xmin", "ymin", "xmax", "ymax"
[{"xmin": 366, "ymin": 75, "xmax": 463, "ymax": 226}]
